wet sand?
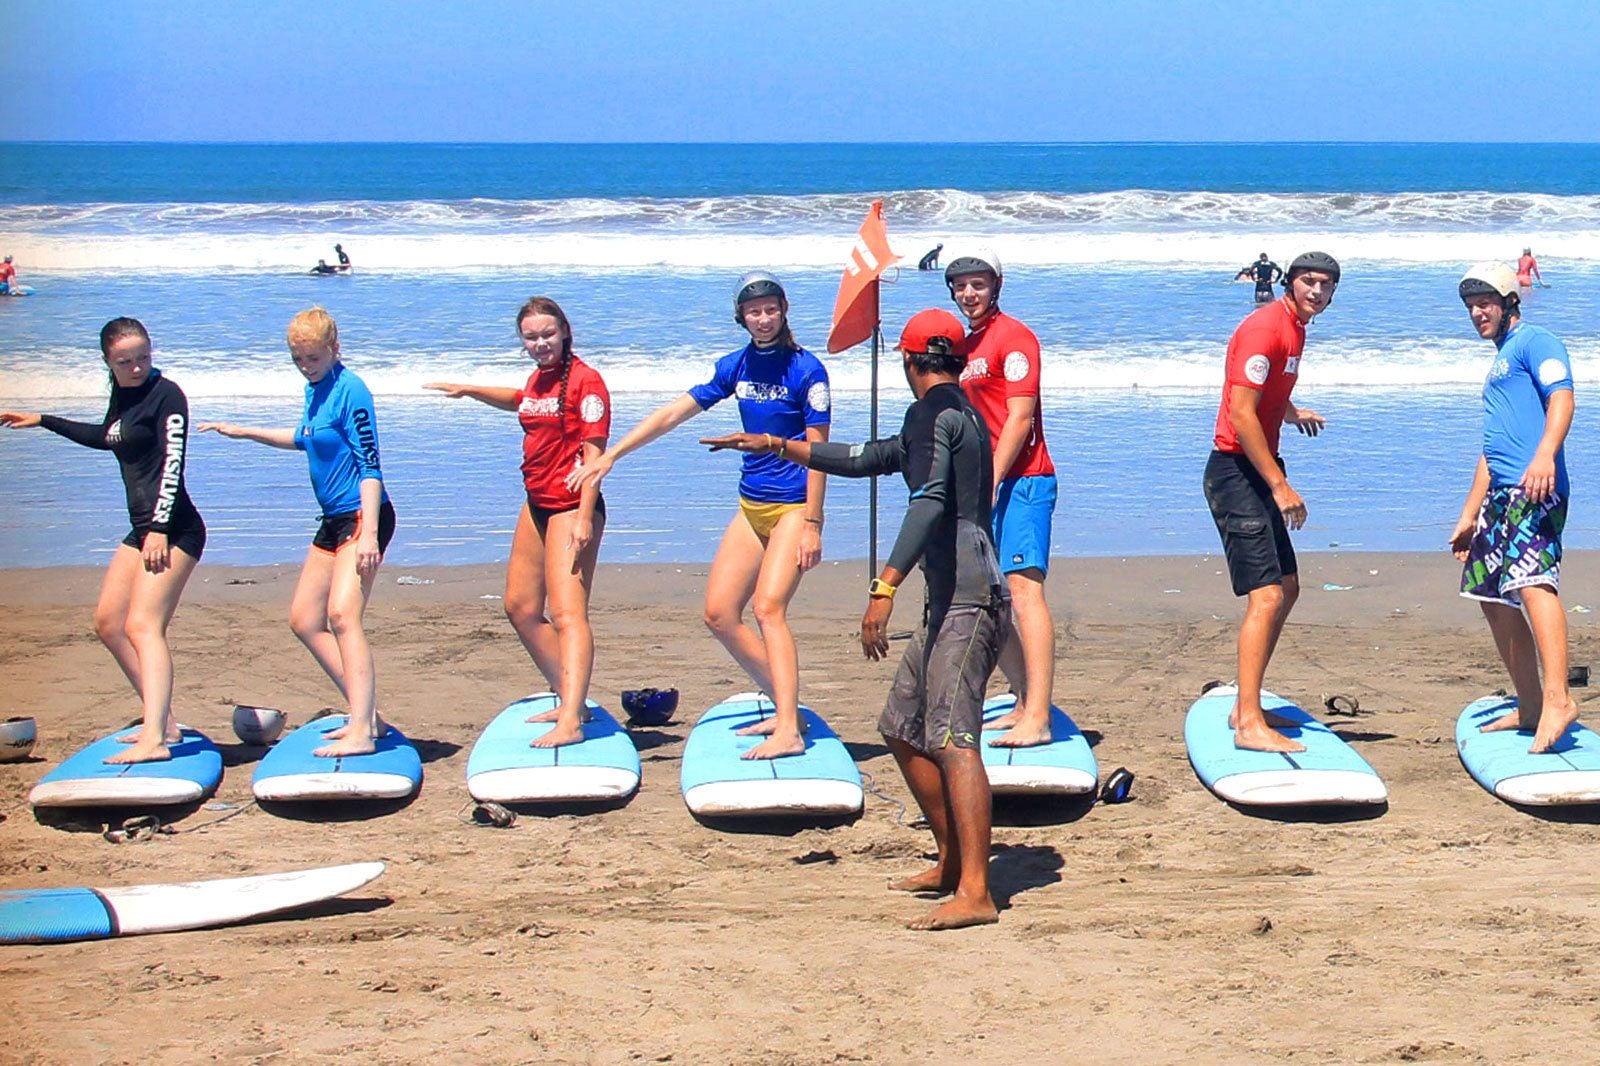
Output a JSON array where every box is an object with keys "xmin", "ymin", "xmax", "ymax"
[{"xmin": 2, "ymin": 551, "xmax": 1598, "ymax": 1065}]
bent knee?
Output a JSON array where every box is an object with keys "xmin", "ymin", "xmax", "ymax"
[
  {"xmin": 703, "ymin": 607, "xmax": 742, "ymax": 636},
  {"xmin": 750, "ymin": 596, "xmax": 790, "ymax": 630},
  {"xmin": 93, "ymin": 611, "xmax": 126, "ymax": 645}
]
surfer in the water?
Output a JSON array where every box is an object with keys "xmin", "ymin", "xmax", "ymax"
[
  {"xmin": 1203, "ymin": 252, "xmax": 1339, "ymax": 754},
  {"xmin": 425, "ymin": 297, "xmax": 611, "ymax": 748},
  {"xmin": 0, "ymin": 254, "xmax": 16, "ymax": 295},
  {"xmin": 197, "ymin": 308, "xmax": 395, "ymax": 758},
  {"xmin": 570, "ymin": 271, "xmax": 830, "ymax": 760},
  {"xmin": 1, "ymin": 318, "xmax": 206, "ymax": 764},
  {"xmin": 334, "ymin": 244, "xmax": 351, "ymax": 272},
  {"xmin": 918, "ymin": 244, "xmax": 944, "ymax": 270},
  {"xmin": 1235, "ymin": 253, "xmax": 1282, "ymax": 304},
  {"xmin": 1516, "ymin": 247, "xmax": 1542, "ymax": 288},
  {"xmin": 702, "ymin": 309, "xmax": 1008, "ymax": 930},
  {"xmin": 946, "ymin": 247, "xmax": 1059, "ymax": 749},
  {"xmin": 1451, "ymin": 261, "xmax": 1578, "ymax": 753}
]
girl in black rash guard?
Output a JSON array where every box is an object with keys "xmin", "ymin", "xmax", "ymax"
[{"xmin": 1, "ymin": 318, "xmax": 205, "ymax": 765}]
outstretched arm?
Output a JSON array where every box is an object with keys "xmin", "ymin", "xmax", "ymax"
[
  {"xmin": 700, "ymin": 432, "xmax": 905, "ymax": 479},
  {"xmin": 196, "ymin": 423, "xmax": 298, "ymax": 449},
  {"xmin": 423, "ymin": 382, "xmax": 521, "ymax": 411},
  {"xmin": 570, "ymin": 393, "xmax": 703, "ymax": 493}
]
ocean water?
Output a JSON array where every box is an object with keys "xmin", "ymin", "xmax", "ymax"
[{"xmin": 0, "ymin": 142, "xmax": 1596, "ymax": 567}]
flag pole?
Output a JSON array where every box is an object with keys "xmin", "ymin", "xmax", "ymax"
[{"xmin": 868, "ymin": 315, "xmax": 880, "ymax": 579}]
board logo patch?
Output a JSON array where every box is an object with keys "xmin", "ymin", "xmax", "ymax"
[
  {"xmin": 1244, "ymin": 354, "xmax": 1271, "ymax": 386},
  {"xmin": 580, "ymin": 393, "xmax": 606, "ymax": 423},
  {"xmin": 807, "ymin": 382, "xmax": 831, "ymax": 414},
  {"xmin": 1003, "ymin": 351, "xmax": 1030, "ymax": 382},
  {"xmin": 1537, "ymin": 358, "xmax": 1571, "ymax": 387}
]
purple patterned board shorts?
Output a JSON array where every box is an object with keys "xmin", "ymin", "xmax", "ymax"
[{"xmin": 1459, "ymin": 486, "xmax": 1566, "ymax": 607}]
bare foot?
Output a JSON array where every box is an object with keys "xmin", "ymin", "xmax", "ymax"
[
  {"xmin": 325, "ymin": 714, "xmax": 386, "ymax": 740},
  {"xmin": 313, "ymin": 735, "xmax": 377, "ymax": 758},
  {"xmin": 741, "ymin": 730, "xmax": 806, "ymax": 760},
  {"xmin": 907, "ymin": 893, "xmax": 999, "ymax": 931},
  {"xmin": 889, "ymin": 866, "xmax": 957, "ymax": 895},
  {"xmin": 982, "ymin": 708, "xmax": 1023, "ymax": 732},
  {"xmin": 118, "ymin": 728, "xmax": 182, "ymax": 744},
  {"xmin": 104, "ymin": 738, "xmax": 172, "ymax": 765},
  {"xmin": 1233, "ymin": 722, "xmax": 1306, "ymax": 754},
  {"xmin": 1229, "ymin": 708, "xmax": 1300, "ymax": 730},
  {"xmin": 527, "ymin": 705, "xmax": 591, "ymax": 724},
  {"xmin": 1530, "ymin": 699, "xmax": 1580, "ymax": 754},
  {"xmin": 989, "ymin": 721, "xmax": 1053, "ymax": 748},
  {"xmin": 1480, "ymin": 708, "xmax": 1539, "ymax": 734},
  {"xmin": 735, "ymin": 715, "xmax": 809, "ymax": 737},
  {"xmin": 531, "ymin": 719, "xmax": 585, "ymax": 748}
]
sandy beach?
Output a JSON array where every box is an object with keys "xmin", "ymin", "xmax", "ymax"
[{"xmin": 2, "ymin": 550, "xmax": 1598, "ymax": 1065}]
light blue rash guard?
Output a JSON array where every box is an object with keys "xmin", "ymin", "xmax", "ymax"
[
  {"xmin": 688, "ymin": 342, "xmax": 831, "ymax": 503},
  {"xmin": 1482, "ymin": 322, "xmax": 1573, "ymax": 495},
  {"xmin": 295, "ymin": 362, "xmax": 387, "ymax": 516}
]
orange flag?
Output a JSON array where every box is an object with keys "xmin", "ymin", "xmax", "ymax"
[{"xmin": 826, "ymin": 200, "xmax": 899, "ymax": 353}]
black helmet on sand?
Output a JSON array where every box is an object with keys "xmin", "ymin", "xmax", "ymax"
[
  {"xmin": 1284, "ymin": 251, "xmax": 1341, "ymax": 286},
  {"xmin": 733, "ymin": 271, "xmax": 786, "ymax": 324}
]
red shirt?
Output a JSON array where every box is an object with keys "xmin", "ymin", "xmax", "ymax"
[
  {"xmin": 517, "ymin": 356, "xmax": 611, "ymax": 508},
  {"xmin": 957, "ymin": 310, "xmax": 1055, "ymax": 479},
  {"xmin": 0, "ymin": 263, "xmax": 14, "ymax": 286},
  {"xmin": 1517, "ymin": 254, "xmax": 1538, "ymax": 283},
  {"xmin": 1212, "ymin": 297, "xmax": 1305, "ymax": 456}
]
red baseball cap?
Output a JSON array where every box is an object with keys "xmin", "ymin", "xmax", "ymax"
[{"xmin": 898, "ymin": 308, "xmax": 965, "ymax": 354}]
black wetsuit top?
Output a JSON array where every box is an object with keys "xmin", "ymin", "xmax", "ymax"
[
  {"xmin": 806, "ymin": 382, "xmax": 1007, "ymax": 620},
  {"xmin": 1247, "ymin": 260, "xmax": 1281, "ymax": 287},
  {"xmin": 40, "ymin": 371, "xmax": 204, "ymax": 537},
  {"xmin": 336, "ymin": 248, "xmax": 350, "ymax": 267}
]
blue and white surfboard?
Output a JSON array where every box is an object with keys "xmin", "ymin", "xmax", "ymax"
[
  {"xmin": 467, "ymin": 693, "xmax": 640, "ymax": 803},
  {"xmin": 980, "ymin": 694, "xmax": 1098, "ymax": 795},
  {"xmin": 1456, "ymin": 695, "xmax": 1600, "ymax": 805},
  {"xmin": 252, "ymin": 716, "xmax": 421, "ymax": 802},
  {"xmin": 681, "ymin": 693, "xmax": 862, "ymax": 817},
  {"xmin": 29, "ymin": 726, "xmax": 222, "ymax": 808}
]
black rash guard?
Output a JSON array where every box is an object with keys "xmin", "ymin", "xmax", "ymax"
[
  {"xmin": 39, "ymin": 370, "xmax": 204, "ymax": 538},
  {"xmin": 806, "ymin": 382, "xmax": 1007, "ymax": 618}
]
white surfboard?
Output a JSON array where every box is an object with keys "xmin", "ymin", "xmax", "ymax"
[{"xmin": 0, "ymin": 862, "xmax": 385, "ymax": 945}]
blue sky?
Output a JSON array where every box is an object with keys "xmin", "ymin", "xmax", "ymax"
[{"xmin": 4, "ymin": 1, "xmax": 1597, "ymax": 142}]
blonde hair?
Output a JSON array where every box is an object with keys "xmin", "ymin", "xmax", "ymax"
[{"xmin": 287, "ymin": 306, "xmax": 339, "ymax": 349}]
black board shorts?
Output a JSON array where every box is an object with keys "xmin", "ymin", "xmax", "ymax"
[
  {"xmin": 123, "ymin": 518, "xmax": 207, "ymax": 562},
  {"xmin": 1203, "ymin": 450, "xmax": 1296, "ymax": 597},
  {"xmin": 313, "ymin": 499, "xmax": 397, "ymax": 555}
]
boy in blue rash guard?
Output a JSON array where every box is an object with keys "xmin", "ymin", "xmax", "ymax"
[
  {"xmin": 3, "ymin": 318, "xmax": 206, "ymax": 765},
  {"xmin": 1450, "ymin": 262, "xmax": 1579, "ymax": 754},
  {"xmin": 199, "ymin": 307, "xmax": 396, "ymax": 758},
  {"xmin": 703, "ymin": 309, "xmax": 1009, "ymax": 930},
  {"xmin": 571, "ymin": 272, "xmax": 830, "ymax": 759}
]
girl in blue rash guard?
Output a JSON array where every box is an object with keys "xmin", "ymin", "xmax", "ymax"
[
  {"xmin": 570, "ymin": 272, "xmax": 830, "ymax": 760},
  {"xmin": 2, "ymin": 318, "xmax": 205, "ymax": 765},
  {"xmin": 198, "ymin": 307, "xmax": 396, "ymax": 758}
]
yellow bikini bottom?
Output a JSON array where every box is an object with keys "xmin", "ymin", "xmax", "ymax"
[{"xmin": 738, "ymin": 498, "xmax": 803, "ymax": 544}]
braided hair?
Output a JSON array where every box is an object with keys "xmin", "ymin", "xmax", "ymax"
[{"xmin": 515, "ymin": 295, "xmax": 576, "ymax": 440}]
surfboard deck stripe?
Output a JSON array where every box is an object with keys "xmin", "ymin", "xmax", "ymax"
[
  {"xmin": 1185, "ymin": 685, "xmax": 1387, "ymax": 806},
  {"xmin": 29, "ymin": 727, "xmax": 223, "ymax": 808},
  {"xmin": 0, "ymin": 862, "xmax": 385, "ymax": 945},
  {"xmin": 980, "ymin": 695, "xmax": 1098, "ymax": 795},
  {"xmin": 466, "ymin": 694, "xmax": 641, "ymax": 802},
  {"xmin": 681, "ymin": 692, "xmax": 863, "ymax": 816},
  {"xmin": 1456, "ymin": 695, "xmax": 1600, "ymax": 805}
]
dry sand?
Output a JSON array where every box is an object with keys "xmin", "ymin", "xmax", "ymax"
[{"xmin": 2, "ymin": 551, "xmax": 1599, "ymax": 1065}]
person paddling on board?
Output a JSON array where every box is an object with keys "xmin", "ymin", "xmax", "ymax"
[
  {"xmin": 1235, "ymin": 253, "xmax": 1282, "ymax": 304},
  {"xmin": 702, "ymin": 309, "xmax": 1008, "ymax": 930},
  {"xmin": 569, "ymin": 272, "xmax": 831, "ymax": 760},
  {"xmin": 197, "ymin": 308, "xmax": 396, "ymax": 758},
  {"xmin": 424, "ymin": 297, "xmax": 611, "ymax": 749},
  {"xmin": 1516, "ymin": 247, "xmax": 1543, "ymax": 289},
  {"xmin": 1, "ymin": 319, "xmax": 206, "ymax": 764},
  {"xmin": 1450, "ymin": 261, "xmax": 1578, "ymax": 753},
  {"xmin": 918, "ymin": 244, "xmax": 944, "ymax": 271},
  {"xmin": 0, "ymin": 255, "xmax": 16, "ymax": 295},
  {"xmin": 334, "ymin": 244, "xmax": 351, "ymax": 273},
  {"xmin": 1203, "ymin": 251, "xmax": 1339, "ymax": 753},
  {"xmin": 310, "ymin": 259, "xmax": 339, "ymax": 276},
  {"xmin": 946, "ymin": 247, "xmax": 1059, "ymax": 748}
]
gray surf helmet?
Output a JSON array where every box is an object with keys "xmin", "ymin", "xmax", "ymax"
[{"xmin": 733, "ymin": 271, "xmax": 786, "ymax": 324}]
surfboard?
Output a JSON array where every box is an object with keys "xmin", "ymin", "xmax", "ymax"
[
  {"xmin": 466, "ymin": 693, "xmax": 640, "ymax": 803},
  {"xmin": 28, "ymin": 726, "xmax": 223, "ymax": 808},
  {"xmin": 1456, "ymin": 695, "xmax": 1600, "ymax": 805},
  {"xmin": 252, "ymin": 716, "xmax": 421, "ymax": 802},
  {"xmin": 680, "ymin": 692, "xmax": 863, "ymax": 817},
  {"xmin": 1185, "ymin": 685, "xmax": 1387, "ymax": 806},
  {"xmin": 3, "ymin": 286, "xmax": 33, "ymax": 298},
  {"xmin": 0, "ymin": 862, "xmax": 385, "ymax": 945},
  {"xmin": 980, "ymin": 694, "xmax": 1098, "ymax": 796}
]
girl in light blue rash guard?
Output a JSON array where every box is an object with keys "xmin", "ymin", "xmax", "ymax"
[
  {"xmin": 198, "ymin": 307, "xmax": 396, "ymax": 759},
  {"xmin": 569, "ymin": 272, "xmax": 830, "ymax": 759}
]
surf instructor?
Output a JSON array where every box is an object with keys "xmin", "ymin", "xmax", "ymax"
[
  {"xmin": 1235, "ymin": 253, "xmax": 1282, "ymax": 304},
  {"xmin": 702, "ymin": 309, "xmax": 1009, "ymax": 930},
  {"xmin": 1202, "ymin": 251, "xmax": 1340, "ymax": 753}
]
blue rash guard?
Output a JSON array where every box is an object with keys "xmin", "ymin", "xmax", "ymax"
[
  {"xmin": 294, "ymin": 362, "xmax": 387, "ymax": 516},
  {"xmin": 688, "ymin": 342, "xmax": 831, "ymax": 503},
  {"xmin": 1482, "ymin": 322, "xmax": 1573, "ymax": 495}
]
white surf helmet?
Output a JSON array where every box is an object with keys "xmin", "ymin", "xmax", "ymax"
[
  {"xmin": 1458, "ymin": 261, "xmax": 1520, "ymax": 301},
  {"xmin": 732, "ymin": 271, "xmax": 787, "ymax": 324}
]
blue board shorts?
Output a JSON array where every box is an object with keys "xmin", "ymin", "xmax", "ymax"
[
  {"xmin": 1460, "ymin": 486, "xmax": 1566, "ymax": 607},
  {"xmin": 993, "ymin": 474, "xmax": 1056, "ymax": 576}
]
